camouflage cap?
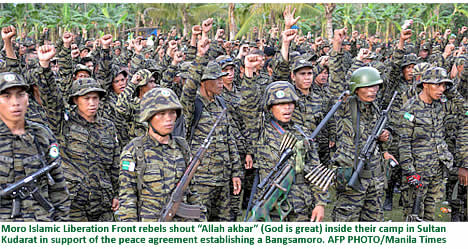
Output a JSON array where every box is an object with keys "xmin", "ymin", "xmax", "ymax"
[
  {"xmin": 139, "ymin": 87, "xmax": 182, "ymax": 122},
  {"xmin": 133, "ymin": 69, "xmax": 154, "ymax": 87},
  {"xmin": 343, "ymin": 40, "xmax": 351, "ymax": 46},
  {"xmin": 73, "ymin": 64, "xmax": 93, "ymax": 76},
  {"xmin": 0, "ymin": 72, "xmax": 29, "ymax": 93},
  {"xmin": 367, "ymin": 52, "xmax": 377, "ymax": 60},
  {"xmin": 413, "ymin": 62, "xmax": 431, "ymax": 77},
  {"xmin": 79, "ymin": 45, "xmax": 90, "ymax": 52},
  {"xmin": 201, "ymin": 61, "xmax": 228, "ymax": 81},
  {"xmin": 112, "ymin": 67, "xmax": 128, "ymax": 80},
  {"xmin": 23, "ymin": 38, "xmax": 35, "ymax": 47},
  {"xmin": 216, "ymin": 55, "xmax": 235, "ymax": 69},
  {"xmin": 420, "ymin": 67, "xmax": 453, "ymax": 87},
  {"xmin": 263, "ymin": 81, "xmax": 299, "ymax": 112},
  {"xmin": 401, "ymin": 54, "xmax": 418, "ymax": 67},
  {"xmin": 420, "ymin": 42, "xmax": 431, "ymax": 51},
  {"xmin": 68, "ymin": 78, "xmax": 106, "ymax": 104},
  {"xmin": 431, "ymin": 45, "xmax": 442, "ymax": 54},
  {"xmin": 455, "ymin": 55, "xmax": 467, "ymax": 66},
  {"xmin": 291, "ymin": 59, "xmax": 313, "ymax": 73},
  {"xmin": 177, "ymin": 62, "xmax": 192, "ymax": 79}
]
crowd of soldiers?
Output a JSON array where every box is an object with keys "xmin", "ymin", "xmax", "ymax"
[{"xmin": 0, "ymin": 6, "xmax": 467, "ymax": 222}]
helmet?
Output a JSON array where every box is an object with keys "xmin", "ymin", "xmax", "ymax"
[
  {"xmin": 349, "ymin": 67, "xmax": 383, "ymax": 93},
  {"xmin": 68, "ymin": 78, "xmax": 106, "ymax": 104},
  {"xmin": 133, "ymin": 69, "xmax": 153, "ymax": 87},
  {"xmin": 263, "ymin": 81, "xmax": 299, "ymax": 112},
  {"xmin": 139, "ymin": 88, "xmax": 182, "ymax": 122},
  {"xmin": 0, "ymin": 72, "xmax": 29, "ymax": 93},
  {"xmin": 413, "ymin": 62, "xmax": 431, "ymax": 77}
]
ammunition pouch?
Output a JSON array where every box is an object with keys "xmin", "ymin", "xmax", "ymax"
[{"xmin": 335, "ymin": 167, "xmax": 353, "ymax": 191}]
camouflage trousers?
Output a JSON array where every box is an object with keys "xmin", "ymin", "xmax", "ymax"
[
  {"xmin": 66, "ymin": 181, "xmax": 114, "ymax": 221},
  {"xmin": 192, "ymin": 183, "xmax": 233, "ymax": 221},
  {"xmin": 253, "ymin": 182, "xmax": 317, "ymax": 222},
  {"xmin": 448, "ymin": 180, "xmax": 467, "ymax": 222},
  {"xmin": 402, "ymin": 175, "xmax": 445, "ymax": 221},
  {"xmin": 332, "ymin": 175, "xmax": 385, "ymax": 222}
]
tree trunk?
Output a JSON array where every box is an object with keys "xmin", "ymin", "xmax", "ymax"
[
  {"xmin": 229, "ymin": 3, "xmax": 236, "ymax": 41},
  {"xmin": 323, "ymin": 3, "xmax": 336, "ymax": 40},
  {"xmin": 182, "ymin": 4, "xmax": 189, "ymax": 38}
]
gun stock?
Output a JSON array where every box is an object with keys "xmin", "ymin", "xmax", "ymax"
[{"xmin": 159, "ymin": 108, "xmax": 227, "ymax": 221}]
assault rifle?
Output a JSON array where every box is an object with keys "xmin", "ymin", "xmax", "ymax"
[
  {"xmin": 0, "ymin": 161, "xmax": 58, "ymax": 218},
  {"xmin": 406, "ymin": 187, "xmax": 424, "ymax": 222},
  {"xmin": 159, "ymin": 108, "xmax": 227, "ymax": 221},
  {"xmin": 245, "ymin": 132, "xmax": 297, "ymax": 222},
  {"xmin": 347, "ymin": 91, "xmax": 398, "ymax": 191}
]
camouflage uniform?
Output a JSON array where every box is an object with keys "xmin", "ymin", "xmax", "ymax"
[
  {"xmin": 37, "ymin": 69, "xmax": 120, "ymax": 221},
  {"xmin": 0, "ymin": 72, "xmax": 70, "ymax": 221},
  {"xmin": 328, "ymin": 63, "xmax": 388, "ymax": 221},
  {"xmin": 398, "ymin": 67, "xmax": 455, "ymax": 221},
  {"xmin": 180, "ymin": 59, "xmax": 243, "ymax": 221},
  {"xmin": 118, "ymin": 88, "xmax": 204, "ymax": 222},
  {"xmin": 115, "ymin": 69, "xmax": 153, "ymax": 141},
  {"xmin": 255, "ymin": 81, "xmax": 327, "ymax": 221}
]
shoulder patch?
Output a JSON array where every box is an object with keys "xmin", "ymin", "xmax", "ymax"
[
  {"xmin": 121, "ymin": 160, "xmax": 135, "ymax": 172},
  {"xmin": 403, "ymin": 112, "xmax": 415, "ymax": 122},
  {"xmin": 49, "ymin": 143, "xmax": 60, "ymax": 159}
]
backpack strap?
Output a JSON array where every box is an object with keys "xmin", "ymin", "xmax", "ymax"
[
  {"xmin": 173, "ymin": 136, "xmax": 191, "ymax": 164},
  {"xmin": 133, "ymin": 136, "xmax": 147, "ymax": 221},
  {"xmin": 349, "ymin": 96, "xmax": 361, "ymax": 170},
  {"xmin": 189, "ymin": 95, "xmax": 227, "ymax": 143}
]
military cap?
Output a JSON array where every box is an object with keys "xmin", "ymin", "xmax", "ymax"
[
  {"xmin": 73, "ymin": 64, "xmax": 92, "ymax": 76},
  {"xmin": 455, "ymin": 55, "xmax": 467, "ymax": 66},
  {"xmin": 401, "ymin": 53, "xmax": 418, "ymax": 67},
  {"xmin": 289, "ymin": 51, "xmax": 302, "ymax": 62},
  {"xmin": 342, "ymin": 40, "xmax": 351, "ymax": 46},
  {"xmin": 0, "ymin": 72, "xmax": 29, "ymax": 93},
  {"xmin": 420, "ymin": 42, "xmax": 431, "ymax": 51},
  {"xmin": 431, "ymin": 45, "xmax": 442, "ymax": 54},
  {"xmin": 68, "ymin": 78, "xmax": 106, "ymax": 104},
  {"xmin": 413, "ymin": 62, "xmax": 431, "ymax": 77},
  {"xmin": 133, "ymin": 69, "xmax": 154, "ymax": 87},
  {"xmin": 216, "ymin": 55, "xmax": 235, "ymax": 69},
  {"xmin": 177, "ymin": 62, "xmax": 192, "ymax": 79},
  {"xmin": 263, "ymin": 81, "xmax": 299, "ymax": 111},
  {"xmin": 367, "ymin": 52, "xmax": 377, "ymax": 60},
  {"xmin": 22, "ymin": 38, "xmax": 35, "ymax": 47},
  {"xmin": 79, "ymin": 45, "xmax": 90, "ymax": 52},
  {"xmin": 292, "ymin": 59, "xmax": 313, "ymax": 73},
  {"xmin": 201, "ymin": 61, "xmax": 228, "ymax": 81},
  {"xmin": 139, "ymin": 87, "xmax": 182, "ymax": 122},
  {"xmin": 112, "ymin": 67, "xmax": 128, "ymax": 80},
  {"xmin": 420, "ymin": 67, "xmax": 453, "ymax": 87}
]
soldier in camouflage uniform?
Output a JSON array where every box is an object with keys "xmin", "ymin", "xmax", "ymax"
[
  {"xmin": 36, "ymin": 45, "xmax": 120, "ymax": 221},
  {"xmin": 453, "ymin": 103, "xmax": 468, "ymax": 221},
  {"xmin": 181, "ymin": 38, "xmax": 243, "ymax": 221},
  {"xmin": 254, "ymin": 81, "xmax": 327, "ymax": 221},
  {"xmin": 0, "ymin": 72, "xmax": 70, "ymax": 221},
  {"xmin": 329, "ymin": 27, "xmax": 395, "ymax": 222},
  {"xmin": 116, "ymin": 69, "xmax": 158, "ymax": 141},
  {"xmin": 398, "ymin": 67, "xmax": 455, "ymax": 221},
  {"xmin": 118, "ymin": 87, "xmax": 204, "ymax": 222}
]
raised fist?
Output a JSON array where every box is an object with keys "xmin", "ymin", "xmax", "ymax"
[
  {"xmin": 192, "ymin": 25, "xmax": 202, "ymax": 36},
  {"xmin": 37, "ymin": 45, "xmax": 56, "ymax": 62},
  {"xmin": 282, "ymin": 29, "xmax": 298, "ymax": 44},
  {"xmin": 202, "ymin": 18, "xmax": 213, "ymax": 33},
  {"xmin": 244, "ymin": 54, "xmax": 262, "ymax": 70},
  {"xmin": 101, "ymin": 34, "xmax": 113, "ymax": 49},
  {"xmin": 1, "ymin": 26, "xmax": 16, "ymax": 41},
  {"xmin": 197, "ymin": 37, "xmax": 211, "ymax": 57}
]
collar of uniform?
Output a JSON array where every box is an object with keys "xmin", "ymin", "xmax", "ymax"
[
  {"xmin": 70, "ymin": 107, "xmax": 104, "ymax": 125},
  {"xmin": 145, "ymin": 133, "xmax": 177, "ymax": 149},
  {"xmin": 0, "ymin": 119, "xmax": 33, "ymax": 136},
  {"xmin": 196, "ymin": 89, "xmax": 217, "ymax": 106}
]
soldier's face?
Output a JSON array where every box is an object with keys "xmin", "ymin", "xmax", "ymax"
[
  {"xmin": 74, "ymin": 92, "xmax": 100, "ymax": 121},
  {"xmin": 344, "ymin": 45, "xmax": 351, "ymax": 51},
  {"xmin": 356, "ymin": 85, "xmax": 380, "ymax": 103},
  {"xmin": 80, "ymin": 50, "xmax": 89, "ymax": 58},
  {"xmin": 202, "ymin": 78, "xmax": 223, "ymax": 96},
  {"xmin": 139, "ymin": 77, "xmax": 157, "ymax": 97},
  {"xmin": 423, "ymin": 82, "xmax": 446, "ymax": 101},
  {"xmin": 314, "ymin": 69, "xmax": 329, "ymax": 86},
  {"xmin": 75, "ymin": 71, "xmax": 90, "ymax": 80},
  {"xmin": 419, "ymin": 50, "xmax": 429, "ymax": 59},
  {"xmin": 403, "ymin": 64, "xmax": 415, "ymax": 82},
  {"xmin": 115, "ymin": 48, "xmax": 121, "ymax": 56},
  {"xmin": 222, "ymin": 66, "xmax": 235, "ymax": 85},
  {"xmin": 112, "ymin": 73, "xmax": 127, "ymax": 95},
  {"xmin": 149, "ymin": 109, "xmax": 178, "ymax": 136},
  {"xmin": 292, "ymin": 67, "xmax": 313, "ymax": 91},
  {"xmin": 0, "ymin": 87, "xmax": 29, "ymax": 124},
  {"xmin": 271, "ymin": 102, "xmax": 295, "ymax": 123}
]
